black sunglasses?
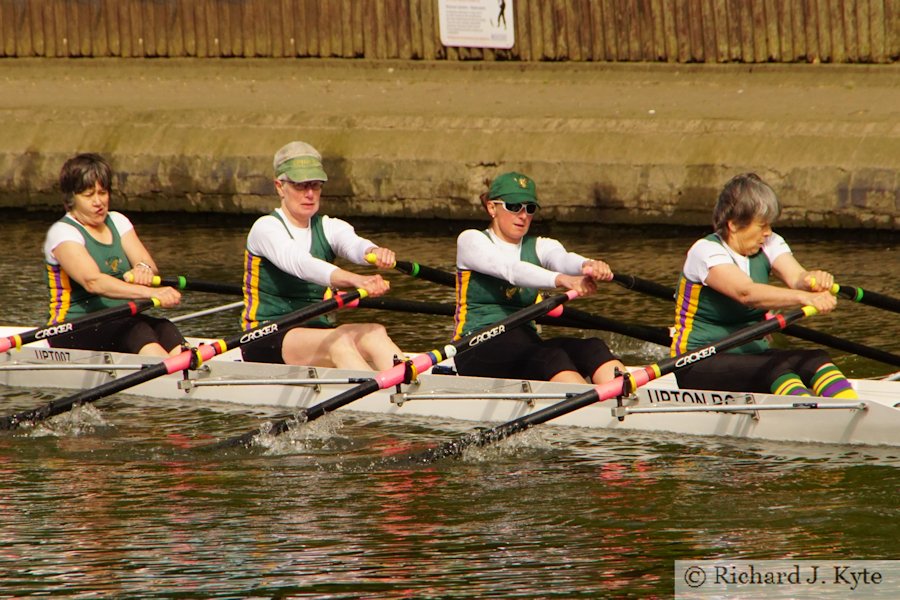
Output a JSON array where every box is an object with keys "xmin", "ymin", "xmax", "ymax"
[{"xmin": 493, "ymin": 201, "xmax": 538, "ymax": 215}]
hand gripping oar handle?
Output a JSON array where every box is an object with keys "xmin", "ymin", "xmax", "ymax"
[
  {"xmin": 0, "ymin": 299, "xmax": 160, "ymax": 354},
  {"xmin": 125, "ymin": 273, "xmax": 243, "ymax": 296},
  {"xmin": 209, "ymin": 289, "xmax": 581, "ymax": 450},
  {"xmin": 832, "ymin": 283, "xmax": 900, "ymax": 315},
  {"xmin": 365, "ymin": 254, "xmax": 456, "ymax": 288},
  {"xmin": 0, "ymin": 290, "xmax": 366, "ymax": 430},
  {"xmin": 415, "ymin": 306, "xmax": 819, "ymax": 462}
]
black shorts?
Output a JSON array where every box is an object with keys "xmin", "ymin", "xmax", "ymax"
[
  {"xmin": 239, "ymin": 323, "xmax": 333, "ymax": 364},
  {"xmin": 674, "ymin": 348, "xmax": 832, "ymax": 393},
  {"xmin": 453, "ymin": 326, "xmax": 618, "ymax": 381},
  {"xmin": 48, "ymin": 314, "xmax": 185, "ymax": 355},
  {"xmin": 239, "ymin": 326, "xmax": 290, "ymax": 364}
]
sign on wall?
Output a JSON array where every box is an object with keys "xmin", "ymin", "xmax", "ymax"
[{"xmin": 438, "ymin": 0, "xmax": 515, "ymax": 49}]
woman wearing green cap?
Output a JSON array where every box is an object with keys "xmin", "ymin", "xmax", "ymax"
[
  {"xmin": 453, "ymin": 171, "xmax": 625, "ymax": 384},
  {"xmin": 239, "ymin": 141, "xmax": 404, "ymax": 370}
]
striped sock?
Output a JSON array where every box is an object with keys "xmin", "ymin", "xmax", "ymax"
[
  {"xmin": 811, "ymin": 363, "xmax": 859, "ymax": 399},
  {"xmin": 771, "ymin": 373, "xmax": 813, "ymax": 397}
]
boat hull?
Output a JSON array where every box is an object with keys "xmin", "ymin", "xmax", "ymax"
[{"xmin": 1, "ymin": 336, "xmax": 897, "ymax": 447}]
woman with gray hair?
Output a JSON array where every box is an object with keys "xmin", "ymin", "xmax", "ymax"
[{"xmin": 670, "ymin": 172, "xmax": 857, "ymax": 399}]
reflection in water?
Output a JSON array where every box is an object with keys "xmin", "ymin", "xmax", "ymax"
[
  {"xmin": 0, "ymin": 213, "xmax": 898, "ymax": 596},
  {"xmin": 1, "ymin": 391, "xmax": 899, "ymax": 597}
]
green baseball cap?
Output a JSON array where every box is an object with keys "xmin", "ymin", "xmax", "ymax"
[
  {"xmin": 488, "ymin": 172, "xmax": 539, "ymax": 206},
  {"xmin": 273, "ymin": 141, "xmax": 329, "ymax": 183}
]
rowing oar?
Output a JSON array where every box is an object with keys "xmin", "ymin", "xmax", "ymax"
[
  {"xmin": 209, "ymin": 289, "xmax": 581, "ymax": 450},
  {"xmin": 376, "ymin": 257, "xmax": 899, "ymax": 365},
  {"xmin": 126, "ymin": 273, "xmax": 243, "ymax": 296},
  {"xmin": 0, "ymin": 290, "xmax": 366, "ymax": 431},
  {"xmin": 370, "ymin": 253, "xmax": 673, "ymax": 300},
  {"xmin": 412, "ymin": 305, "xmax": 819, "ymax": 462},
  {"xmin": 365, "ymin": 255, "xmax": 455, "ymax": 288},
  {"xmin": 1, "ymin": 299, "xmax": 159, "ymax": 354},
  {"xmin": 612, "ymin": 272, "xmax": 900, "ymax": 318},
  {"xmin": 831, "ymin": 283, "xmax": 900, "ymax": 315}
]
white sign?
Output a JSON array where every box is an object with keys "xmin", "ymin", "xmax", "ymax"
[{"xmin": 438, "ymin": 0, "xmax": 515, "ymax": 49}]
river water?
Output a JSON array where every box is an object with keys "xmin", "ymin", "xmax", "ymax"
[{"xmin": 1, "ymin": 211, "xmax": 898, "ymax": 598}]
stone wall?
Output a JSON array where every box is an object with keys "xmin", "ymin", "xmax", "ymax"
[{"xmin": 0, "ymin": 58, "xmax": 896, "ymax": 229}]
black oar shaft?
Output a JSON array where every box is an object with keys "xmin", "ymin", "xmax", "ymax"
[
  {"xmin": 153, "ymin": 276, "xmax": 243, "ymax": 296},
  {"xmin": 552, "ymin": 308, "xmax": 671, "ymax": 346},
  {"xmin": 393, "ymin": 260, "xmax": 456, "ymax": 288},
  {"xmin": 1, "ymin": 299, "xmax": 158, "ymax": 353},
  {"xmin": 784, "ymin": 324, "xmax": 900, "ymax": 367},
  {"xmin": 611, "ymin": 273, "xmax": 673, "ymax": 301},
  {"xmin": 213, "ymin": 380, "xmax": 383, "ymax": 450},
  {"xmin": 0, "ymin": 363, "xmax": 169, "ymax": 429},
  {"xmin": 359, "ymin": 298, "xmax": 671, "ymax": 347},
  {"xmin": 835, "ymin": 284, "xmax": 900, "ymax": 314}
]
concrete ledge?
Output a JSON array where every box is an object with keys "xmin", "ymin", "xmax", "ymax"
[{"xmin": 0, "ymin": 58, "xmax": 897, "ymax": 229}]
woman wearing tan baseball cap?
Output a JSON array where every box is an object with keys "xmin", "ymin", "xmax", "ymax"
[{"xmin": 239, "ymin": 141, "xmax": 403, "ymax": 370}]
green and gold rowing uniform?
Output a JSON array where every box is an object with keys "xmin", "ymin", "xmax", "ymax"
[
  {"xmin": 242, "ymin": 212, "xmax": 336, "ymax": 330},
  {"xmin": 46, "ymin": 215, "xmax": 130, "ymax": 324},
  {"xmin": 454, "ymin": 232, "xmax": 540, "ymax": 340},
  {"xmin": 670, "ymin": 234, "xmax": 771, "ymax": 357}
]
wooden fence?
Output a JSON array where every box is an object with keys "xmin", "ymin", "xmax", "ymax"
[{"xmin": 0, "ymin": 0, "xmax": 896, "ymax": 63}]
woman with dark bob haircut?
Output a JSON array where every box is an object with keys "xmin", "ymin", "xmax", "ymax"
[
  {"xmin": 670, "ymin": 172, "xmax": 857, "ymax": 399},
  {"xmin": 43, "ymin": 153, "xmax": 184, "ymax": 356}
]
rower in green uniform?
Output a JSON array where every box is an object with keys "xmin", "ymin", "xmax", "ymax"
[
  {"xmin": 43, "ymin": 153, "xmax": 184, "ymax": 356},
  {"xmin": 671, "ymin": 172, "xmax": 857, "ymax": 399},
  {"xmin": 453, "ymin": 171, "xmax": 624, "ymax": 384},
  {"xmin": 240, "ymin": 141, "xmax": 403, "ymax": 369}
]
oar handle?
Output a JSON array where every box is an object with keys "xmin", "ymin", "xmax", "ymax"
[
  {"xmin": 365, "ymin": 254, "xmax": 456, "ymax": 288},
  {"xmin": 1, "ymin": 299, "xmax": 160, "ymax": 354},
  {"xmin": 124, "ymin": 273, "xmax": 243, "ymax": 296}
]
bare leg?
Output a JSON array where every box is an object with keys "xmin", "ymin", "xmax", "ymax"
[
  {"xmin": 345, "ymin": 323, "xmax": 404, "ymax": 370},
  {"xmin": 138, "ymin": 342, "xmax": 169, "ymax": 357},
  {"xmin": 549, "ymin": 369, "xmax": 589, "ymax": 384},
  {"xmin": 590, "ymin": 359, "xmax": 626, "ymax": 385},
  {"xmin": 282, "ymin": 324, "xmax": 402, "ymax": 370}
]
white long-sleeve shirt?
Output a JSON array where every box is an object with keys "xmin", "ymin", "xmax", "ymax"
[
  {"xmin": 246, "ymin": 209, "xmax": 375, "ymax": 287},
  {"xmin": 456, "ymin": 228, "xmax": 589, "ymax": 288}
]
